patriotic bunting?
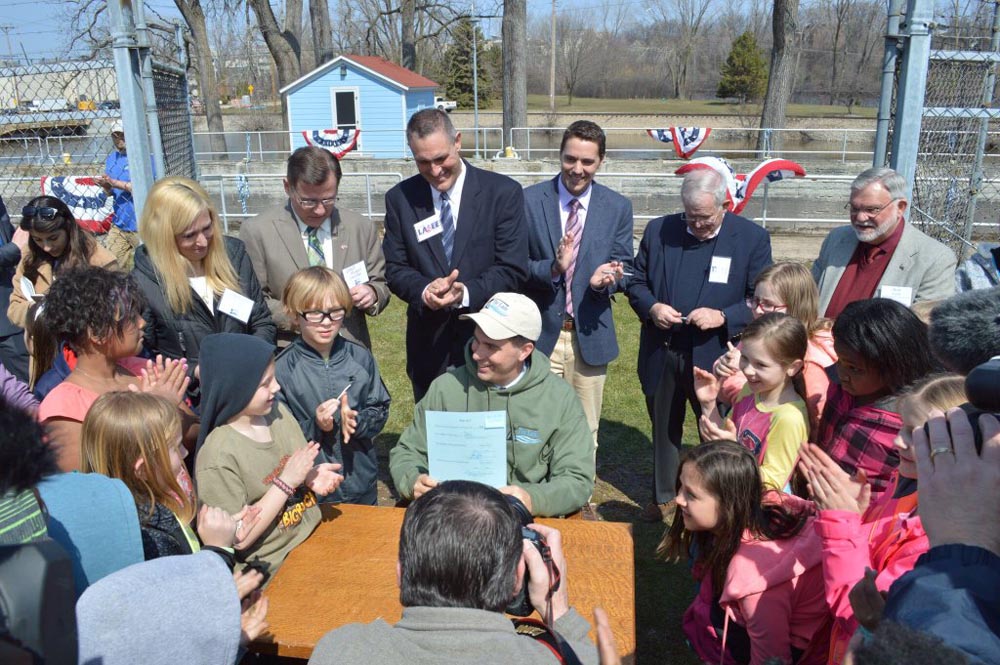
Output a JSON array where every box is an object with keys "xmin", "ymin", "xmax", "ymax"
[
  {"xmin": 40, "ymin": 176, "xmax": 114, "ymax": 234},
  {"xmin": 646, "ymin": 127, "xmax": 712, "ymax": 159},
  {"xmin": 675, "ymin": 156, "xmax": 806, "ymax": 215},
  {"xmin": 302, "ymin": 128, "xmax": 361, "ymax": 158}
]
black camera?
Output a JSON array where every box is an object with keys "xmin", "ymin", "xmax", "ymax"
[
  {"xmin": 921, "ymin": 357, "xmax": 1000, "ymax": 452},
  {"xmin": 505, "ymin": 495, "xmax": 557, "ymax": 617},
  {"xmin": 961, "ymin": 355, "xmax": 1000, "ymax": 451}
]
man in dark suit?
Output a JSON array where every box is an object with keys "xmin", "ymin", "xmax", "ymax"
[
  {"xmin": 241, "ymin": 146, "xmax": 389, "ymax": 349},
  {"xmin": 524, "ymin": 120, "xmax": 633, "ymax": 446},
  {"xmin": 382, "ymin": 109, "xmax": 528, "ymax": 401},
  {"xmin": 0, "ymin": 196, "xmax": 29, "ymax": 381},
  {"xmin": 627, "ymin": 168, "xmax": 772, "ymax": 522}
]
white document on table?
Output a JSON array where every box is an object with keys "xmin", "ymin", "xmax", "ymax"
[{"xmin": 427, "ymin": 410, "xmax": 507, "ymax": 488}]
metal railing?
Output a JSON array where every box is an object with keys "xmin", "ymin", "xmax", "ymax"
[
  {"xmin": 191, "ymin": 127, "xmax": 505, "ymax": 162},
  {"xmin": 196, "ymin": 171, "xmax": 404, "ymax": 233}
]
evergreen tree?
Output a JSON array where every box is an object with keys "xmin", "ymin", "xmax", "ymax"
[
  {"xmin": 443, "ymin": 18, "xmax": 492, "ymax": 108},
  {"xmin": 717, "ymin": 31, "xmax": 768, "ymax": 104}
]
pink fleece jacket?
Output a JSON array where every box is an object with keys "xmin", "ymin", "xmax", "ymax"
[
  {"xmin": 720, "ymin": 331, "xmax": 837, "ymax": 435},
  {"xmin": 815, "ymin": 473, "xmax": 928, "ymax": 665},
  {"xmin": 683, "ymin": 495, "xmax": 832, "ymax": 665}
]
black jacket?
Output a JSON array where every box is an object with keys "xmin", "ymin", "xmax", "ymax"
[
  {"xmin": 0, "ymin": 197, "xmax": 23, "ymax": 338},
  {"xmin": 275, "ymin": 336, "xmax": 390, "ymax": 505},
  {"xmin": 132, "ymin": 235, "xmax": 276, "ymax": 380}
]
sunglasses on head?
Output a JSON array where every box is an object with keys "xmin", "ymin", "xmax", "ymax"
[{"xmin": 22, "ymin": 206, "xmax": 61, "ymax": 221}]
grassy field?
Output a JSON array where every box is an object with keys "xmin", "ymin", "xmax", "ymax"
[
  {"xmin": 368, "ymin": 297, "xmax": 701, "ymax": 665},
  {"xmin": 515, "ymin": 94, "xmax": 878, "ymax": 119}
]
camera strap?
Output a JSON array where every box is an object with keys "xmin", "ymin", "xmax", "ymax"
[{"xmin": 511, "ymin": 617, "xmax": 585, "ymax": 665}]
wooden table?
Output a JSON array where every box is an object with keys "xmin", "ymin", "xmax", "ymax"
[{"xmin": 251, "ymin": 504, "xmax": 636, "ymax": 662}]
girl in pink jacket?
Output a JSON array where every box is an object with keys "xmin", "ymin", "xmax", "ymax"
[
  {"xmin": 801, "ymin": 373, "xmax": 966, "ymax": 665},
  {"xmin": 660, "ymin": 441, "xmax": 831, "ymax": 665}
]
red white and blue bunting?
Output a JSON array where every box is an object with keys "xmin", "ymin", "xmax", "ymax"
[
  {"xmin": 40, "ymin": 176, "xmax": 114, "ymax": 234},
  {"xmin": 647, "ymin": 127, "xmax": 712, "ymax": 159},
  {"xmin": 302, "ymin": 128, "xmax": 361, "ymax": 158},
  {"xmin": 675, "ymin": 156, "xmax": 806, "ymax": 215}
]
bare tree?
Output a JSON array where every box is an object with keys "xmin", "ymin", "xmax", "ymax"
[
  {"xmin": 757, "ymin": 0, "xmax": 798, "ymax": 153},
  {"xmin": 310, "ymin": 0, "xmax": 335, "ymax": 65},
  {"xmin": 646, "ymin": 0, "xmax": 716, "ymax": 99},
  {"xmin": 246, "ymin": 0, "xmax": 301, "ymax": 120},
  {"xmin": 557, "ymin": 13, "xmax": 599, "ymax": 106},
  {"xmin": 401, "ymin": 0, "xmax": 417, "ymax": 69},
  {"xmin": 503, "ymin": 0, "xmax": 527, "ymax": 147}
]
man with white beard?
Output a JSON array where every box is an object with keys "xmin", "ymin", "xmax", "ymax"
[{"xmin": 812, "ymin": 167, "xmax": 956, "ymax": 318}]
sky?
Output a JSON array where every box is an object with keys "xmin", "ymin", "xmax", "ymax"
[{"xmin": 0, "ymin": 0, "xmax": 633, "ymax": 63}]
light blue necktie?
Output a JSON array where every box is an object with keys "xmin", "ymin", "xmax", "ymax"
[{"xmin": 440, "ymin": 192, "xmax": 455, "ymax": 264}]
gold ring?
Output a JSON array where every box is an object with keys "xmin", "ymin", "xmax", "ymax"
[{"xmin": 930, "ymin": 447, "xmax": 955, "ymax": 460}]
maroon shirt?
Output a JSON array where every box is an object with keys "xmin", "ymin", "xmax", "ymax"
[{"xmin": 824, "ymin": 220, "xmax": 906, "ymax": 319}]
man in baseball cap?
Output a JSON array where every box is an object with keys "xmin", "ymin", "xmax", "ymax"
[{"xmin": 390, "ymin": 293, "xmax": 594, "ymax": 516}]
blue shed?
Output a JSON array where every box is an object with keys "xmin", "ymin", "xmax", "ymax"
[{"xmin": 280, "ymin": 54, "xmax": 440, "ymax": 159}]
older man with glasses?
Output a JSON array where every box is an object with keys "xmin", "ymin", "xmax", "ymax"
[
  {"xmin": 627, "ymin": 168, "xmax": 772, "ymax": 523},
  {"xmin": 812, "ymin": 167, "xmax": 956, "ymax": 319},
  {"xmin": 241, "ymin": 145, "xmax": 389, "ymax": 349}
]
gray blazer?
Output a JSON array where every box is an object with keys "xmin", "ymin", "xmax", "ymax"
[
  {"xmin": 812, "ymin": 222, "xmax": 957, "ymax": 313},
  {"xmin": 240, "ymin": 202, "xmax": 390, "ymax": 349},
  {"xmin": 523, "ymin": 177, "xmax": 634, "ymax": 366}
]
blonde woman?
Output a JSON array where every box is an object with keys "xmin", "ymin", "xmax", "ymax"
[{"xmin": 132, "ymin": 177, "xmax": 275, "ymax": 403}]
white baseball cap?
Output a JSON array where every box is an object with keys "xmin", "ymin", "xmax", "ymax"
[
  {"xmin": 110, "ymin": 120, "xmax": 124, "ymax": 135},
  {"xmin": 461, "ymin": 293, "xmax": 542, "ymax": 342}
]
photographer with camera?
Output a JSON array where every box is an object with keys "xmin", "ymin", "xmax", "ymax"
[
  {"xmin": 389, "ymin": 293, "xmax": 595, "ymax": 517},
  {"xmin": 308, "ymin": 480, "xmax": 598, "ymax": 664},
  {"xmin": 877, "ymin": 406, "xmax": 1000, "ymax": 664}
]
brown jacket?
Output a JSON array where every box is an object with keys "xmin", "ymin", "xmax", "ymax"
[{"xmin": 8, "ymin": 243, "xmax": 118, "ymax": 327}]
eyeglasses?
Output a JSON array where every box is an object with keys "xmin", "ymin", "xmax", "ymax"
[
  {"xmin": 294, "ymin": 193, "xmax": 338, "ymax": 210},
  {"xmin": 681, "ymin": 210, "xmax": 721, "ymax": 225},
  {"xmin": 22, "ymin": 206, "xmax": 60, "ymax": 220},
  {"xmin": 745, "ymin": 297, "xmax": 787, "ymax": 313},
  {"xmin": 845, "ymin": 199, "xmax": 897, "ymax": 217},
  {"xmin": 299, "ymin": 309, "xmax": 346, "ymax": 323}
]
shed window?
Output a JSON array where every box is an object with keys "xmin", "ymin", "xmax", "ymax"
[{"xmin": 334, "ymin": 91, "xmax": 357, "ymax": 129}]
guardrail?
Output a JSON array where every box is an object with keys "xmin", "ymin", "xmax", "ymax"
[
  {"xmin": 196, "ymin": 171, "xmax": 405, "ymax": 233},
  {"xmin": 191, "ymin": 127, "xmax": 505, "ymax": 163}
]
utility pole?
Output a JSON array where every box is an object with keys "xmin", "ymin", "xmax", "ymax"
[
  {"xmin": 0, "ymin": 25, "xmax": 21, "ymax": 109},
  {"xmin": 548, "ymin": 0, "xmax": 556, "ymax": 113},
  {"xmin": 472, "ymin": 0, "xmax": 480, "ymax": 158}
]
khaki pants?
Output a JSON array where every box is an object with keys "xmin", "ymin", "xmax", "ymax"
[
  {"xmin": 548, "ymin": 328, "xmax": 607, "ymax": 448},
  {"xmin": 106, "ymin": 225, "xmax": 140, "ymax": 272}
]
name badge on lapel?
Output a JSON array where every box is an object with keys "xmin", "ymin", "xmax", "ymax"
[
  {"xmin": 414, "ymin": 215, "xmax": 443, "ymax": 243},
  {"xmin": 709, "ymin": 256, "xmax": 732, "ymax": 284},
  {"xmin": 218, "ymin": 289, "xmax": 254, "ymax": 323}
]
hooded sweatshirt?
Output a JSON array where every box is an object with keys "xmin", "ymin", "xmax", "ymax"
[
  {"xmin": 816, "ymin": 473, "xmax": 927, "ymax": 665},
  {"xmin": 76, "ymin": 550, "xmax": 241, "ymax": 665},
  {"xmin": 389, "ymin": 343, "xmax": 595, "ymax": 517},
  {"xmin": 684, "ymin": 495, "xmax": 831, "ymax": 665}
]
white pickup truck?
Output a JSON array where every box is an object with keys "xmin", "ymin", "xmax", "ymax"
[{"xmin": 435, "ymin": 96, "xmax": 457, "ymax": 112}]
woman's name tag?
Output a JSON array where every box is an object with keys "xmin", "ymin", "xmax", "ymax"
[{"xmin": 218, "ymin": 289, "xmax": 254, "ymax": 323}]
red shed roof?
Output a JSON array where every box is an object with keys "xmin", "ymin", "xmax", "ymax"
[
  {"xmin": 280, "ymin": 54, "xmax": 439, "ymax": 95},
  {"xmin": 346, "ymin": 55, "xmax": 438, "ymax": 89}
]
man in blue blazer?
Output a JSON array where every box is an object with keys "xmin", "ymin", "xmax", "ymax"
[
  {"xmin": 524, "ymin": 121, "xmax": 633, "ymax": 446},
  {"xmin": 628, "ymin": 169, "xmax": 772, "ymax": 522},
  {"xmin": 383, "ymin": 109, "xmax": 528, "ymax": 402}
]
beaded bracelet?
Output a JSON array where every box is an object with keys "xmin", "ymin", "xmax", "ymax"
[{"xmin": 272, "ymin": 477, "xmax": 296, "ymax": 497}]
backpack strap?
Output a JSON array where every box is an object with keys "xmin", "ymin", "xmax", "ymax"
[{"xmin": 511, "ymin": 617, "xmax": 584, "ymax": 665}]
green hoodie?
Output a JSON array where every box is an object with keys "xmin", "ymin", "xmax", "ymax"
[{"xmin": 389, "ymin": 343, "xmax": 595, "ymax": 517}]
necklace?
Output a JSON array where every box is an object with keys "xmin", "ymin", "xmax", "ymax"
[{"xmin": 73, "ymin": 364, "xmax": 122, "ymax": 385}]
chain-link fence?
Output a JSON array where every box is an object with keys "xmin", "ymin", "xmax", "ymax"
[
  {"xmin": 0, "ymin": 60, "xmax": 121, "ymax": 215},
  {"xmin": 0, "ymin": 19, "xmax": 197, "ymax": 223},
  {"xmin": 900, "ymin": 0, "xmax": 1000, "ymax": 256}
]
